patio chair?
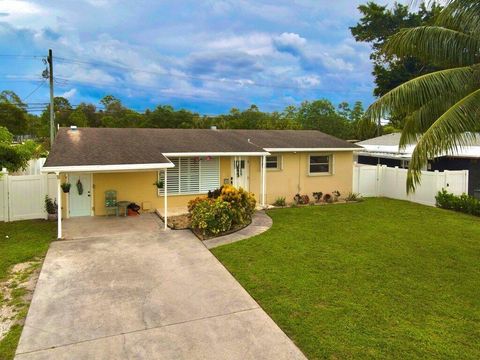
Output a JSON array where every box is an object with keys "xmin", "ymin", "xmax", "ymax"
[{"xmin": 105, "ymin": 190, "xmax": 119, "ymax": 216}]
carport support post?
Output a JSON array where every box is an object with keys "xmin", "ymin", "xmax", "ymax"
[
  {"xmin": 261, "ymin": 155, "xmax": 266, "ymax": 207},
  {"xmin": 56, "ymin": 172, "xmax": 62, "ymax": 239},
  {"xmin": 164, "ymin": 168, "xmax": 168, "ymax": 230}
]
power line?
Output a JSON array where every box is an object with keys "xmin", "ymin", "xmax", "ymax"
[
  {"xmin": 0, "ymin": 54, "xmax": 45, "ymax": 58},
  {"xmin": 23, "ymin": 80, "xmax": 47, "ymax": 101}
]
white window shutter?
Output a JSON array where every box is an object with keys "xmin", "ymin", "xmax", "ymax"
[{"xmin": 200, "ymin": 158, "xmax": 220, "ymax": 192}]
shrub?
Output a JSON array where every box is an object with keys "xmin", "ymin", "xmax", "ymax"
[
  {"xmin": 294, "ymin": 194, "xmax": 310, "ymax": 205},
  {"xmin": 220, "ymin": 185, "xmax": 256, "ymax": 225},
  {"xmin": 188, "ymin": 196, "xmax": 207, "ymax": 213},
  {"xmin": 273, "ymin": 197, "xmax": 286, "ymax": 207},
  {"xmin": 323, "ymin": 193, "xmax": 333, "ymax": 203},
  {"xmin": 436, "ymin": 189, "xmax": 480, "ymax": 216},
  {"xmin": 312, "ymin": 192, "xmax": 323, "ymax": 202},
  {"xmin": 190, "ymin": 198, "xmax": 233, "ymax": 236},
  {"xmin": 345, "ymin": 192, "xmax": 363, "ymax": 202},
  {"xmin": 44, "ymin": 196, "xmax": 57, "ymax": 214},
  {"xmin": 189, "ymin": 185, "xmax": 256, "ymax": 236}
]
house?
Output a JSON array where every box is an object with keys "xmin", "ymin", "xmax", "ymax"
[
  {"xmin": 42, "ymin": 127, "xmax": 361, "ymax": 238},
  {"xmin": 357, "ymin": 133, "xmax": 480, "ymax": 197}
]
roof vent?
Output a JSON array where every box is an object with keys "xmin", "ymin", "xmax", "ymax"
[
  {"xmin": 210, "ymin": 125, "xmax": 217, "ymax": 130},
  {"xmin": 70, "ymin": 125, "xmax": 78, "ymax": 131}
]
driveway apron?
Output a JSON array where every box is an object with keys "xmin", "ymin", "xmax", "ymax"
[{"xmin": 15, "ymin": 223, "xmax": 305, "ymax": 359}]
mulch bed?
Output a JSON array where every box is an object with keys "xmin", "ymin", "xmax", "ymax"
[{"xmin": 164, "ymin": 213, "xmax": 251, "ymax": 241}]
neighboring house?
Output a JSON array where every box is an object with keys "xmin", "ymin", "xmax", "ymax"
[
  {"xmin": 42, "ymin": 127, "xmax": 360, "ymax": 237},
  {"xmin": 357, "ymin": 133, "xmax": 480, "ymax": 197}
]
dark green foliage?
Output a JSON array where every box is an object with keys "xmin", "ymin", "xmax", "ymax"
[
  {"xmin": 44, "ymin": 196, "xmax": 57, "ymax": 215},
  {"xmin": 351, "ymin": 2, "xmax": 442, "ymax": 98},
  {"xmin": 435, "ymin": 189, "xmax": 480, "ymax": 216},
  {"xmin": 273, "ymin": 197, "xmax": 286, "ymax": 206},
  {"xmin": 213, "ymin": 198, "xmax": 480, "ymax": 359}
]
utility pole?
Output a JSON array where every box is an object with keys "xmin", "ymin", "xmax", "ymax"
[{"xmin": 47, "ymin": 49, "xmax": 54, "ymax": 147}]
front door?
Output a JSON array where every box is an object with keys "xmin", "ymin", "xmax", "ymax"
[
  {"xmin": 232, "ymin": 157, "xmax": 249, "ymax": 191},
  {"xmin": 69, "ymin": 174, "xmax": 92, "ymax": 217}
]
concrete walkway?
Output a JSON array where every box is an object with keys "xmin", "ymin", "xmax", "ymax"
[
  {"xmin": 15, "ymin": 218, "xmax": 304, "ymax": 359},
  {"xmin": 204, "ymin": 211, "xmax": 272, "ymax": 249}
]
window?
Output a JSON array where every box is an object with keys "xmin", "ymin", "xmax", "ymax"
[
  {"xmin": 309, "ymin": 155, "xmax": 332, "ymax": 175},
  {"xmin": 265, "ymin": 155, "xmax": 281, "ymax": 170},
  {"xmin": 159, "ymin": 157, "xmax": 220, "ymax": 195}
]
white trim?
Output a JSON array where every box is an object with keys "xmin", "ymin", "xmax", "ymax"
[
  {"xmin": 265, "ymin": 154, "xmax": 282, "ymax": 171},
  {"xmin": 264, "ymin": 148, "xmax": 358, "ymax": 152},
  {"xmin": 42, "ymin": 163, "xmax": 174, "ymax": 173},
  {"xmin": 162, "ymin": 152, "xmax": 270, "ymax": 157}
]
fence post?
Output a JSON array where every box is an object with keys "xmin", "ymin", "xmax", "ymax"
[{"xmin": 1, "ymin": 168, "xmax": 8, "ymax": 222}]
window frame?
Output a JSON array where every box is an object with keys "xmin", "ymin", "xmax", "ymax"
[
  {"xmin": 308, "ymin": 154, "xmax": 333, "ymax": 176},
  {"xmin": 265, "ymin": 155, "xmax": 282, "ymax": 171}
]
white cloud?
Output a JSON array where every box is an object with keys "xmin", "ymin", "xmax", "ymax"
[{"xmin": 61, "ymin": 88, "xmax": 77, "ymax": 99}]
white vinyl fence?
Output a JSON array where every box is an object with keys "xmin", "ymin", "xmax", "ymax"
[
  {"xmin": 0, "ymin": 169, "xmax": 57, "ymax": 222},
  {"xmin": 353, "ymin": 164, "xmax": 469, "ymax": 206}
]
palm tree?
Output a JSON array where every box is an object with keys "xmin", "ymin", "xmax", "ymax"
[{"xmin": 366, "ymin": 0, "xmax": 480, "ymax": 191}]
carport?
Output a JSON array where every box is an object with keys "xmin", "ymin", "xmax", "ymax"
[{"xmin": 42, "ymin": 165, "xmax": 173, "ymax": 239}]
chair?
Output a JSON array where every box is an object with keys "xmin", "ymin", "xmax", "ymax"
[{"xmin": 105, "ymin": 190, "xmax": 119, "ymax": 216}]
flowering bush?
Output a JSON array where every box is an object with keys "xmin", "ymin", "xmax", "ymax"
[
  {"xmin": 189, "ymin": 198, "xmax": 233, "ymax": 236},
  {"xmin": 188, "ymin": 185, "xmax": 256, "ymax": 237},
  {"xmin": 219, "ymin": 185, "xmax": 256, "ymax": 225}
]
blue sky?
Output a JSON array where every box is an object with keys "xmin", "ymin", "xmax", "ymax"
[{"xmin": 0, "ymin": 0, "xmax": 403, "ymax": 115}]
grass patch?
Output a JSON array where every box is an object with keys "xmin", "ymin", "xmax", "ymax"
[
  {"xmin": 212, "ymin": 198, "xmax": 480, "ymax": 359},
  {"xmin": 0, "ymin": 325, "xmax": 22, "ymax": 360},
  {"xmin": 0, "ymin": 220, "xmax": 55, "ymax": 281},
  {"xmin": 0, "ymin": 220, "xmax": 55, "ymax": 359}
]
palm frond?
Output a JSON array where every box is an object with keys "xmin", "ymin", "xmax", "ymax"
[
  {"xmin": 400, "ymin": 86, "xmax": 475, "ymax": 147},
  {"xmin": 366, "ymin": 66, "xmax": 480, "ymax": 121},
  {"xmin": 407, "ymin": 88, "xmax": 480, "ymax": 192},
  {"xmin": 436, "ymin": 0, "xmax": 480, "ymax": 34},
  {"xmin": 384, "ymin": 26, "xmax": 480, "ymax": 67}
]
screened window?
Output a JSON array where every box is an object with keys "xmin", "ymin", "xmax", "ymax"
[
  {"xmin": 309, "ymin": 155, "xmax": 332, "ymax": 174},
  {"xmin": 159, "ymin": 157, "xmax": 220, "ymax": 195},
  {"xmin": 266, "ymin": 155, "xmax": 281, "ymax": 170}
]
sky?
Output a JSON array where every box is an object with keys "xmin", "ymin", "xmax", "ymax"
[{"xmin": 0, "ymin": 0, "xmax": 404, "ymax": 115}]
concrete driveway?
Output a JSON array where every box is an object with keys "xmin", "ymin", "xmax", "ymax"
[{"xmin": 15, "ymin": 218, "xmax": 305, "ymax": 359}]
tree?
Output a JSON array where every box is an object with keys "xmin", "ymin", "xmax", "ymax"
[
  {"xmin": 351, "ymin": 2, "xmax": 442, "ymax": 98},
  {"xmin": 68, "ymin": 109, "xmax": 88, "ymax": 127},
  {"xmin": 366, "ymin": 0, "xmax": 480, "ymax": 191},
  {"xmin": 296, "ymin": 100, "xmax": 354, "ymax": 139},
  {"xmin": 0, "ymin": 126, "xmax": 42, "ymax": 172},
  {"xmin": 0, "ymin": 90, "xmax": 28, "ymax": 135}
]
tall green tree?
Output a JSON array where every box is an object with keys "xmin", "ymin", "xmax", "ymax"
[
  {"xmin": 0, "ymin": 90, "xmax": 28, "ymax": 135},
  {"xmin": 351, "ymin": 2, "xmax": 442, "ymax": 98},
  {"xmin": 366, "ymin": 0, "xmax": 480, "ymax": 191}
]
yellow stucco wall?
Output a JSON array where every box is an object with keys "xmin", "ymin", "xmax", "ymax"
[
  {"xmin": 86, "ymin": 157, "xmax": 232, "ymax": 216},
  {"xmin": 66, "ymin": 152, "xmax": 354, "ymax": 216},
  {"xmin": 250, "ymin": 152, "xmax": 354, "ymax": 205}
]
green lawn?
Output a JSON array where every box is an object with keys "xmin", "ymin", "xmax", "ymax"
[
  {"xmin": 0, "ymin": 220, "xmax": 56, "ymax": 360},
  {"xmin": 212, "ymin": 198, "xmax": 480, "ymax": 359}
]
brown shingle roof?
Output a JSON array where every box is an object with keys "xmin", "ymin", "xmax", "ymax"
[{"xmin": 44, "ymin": 127, "xmax": 359, "ymax": 168}]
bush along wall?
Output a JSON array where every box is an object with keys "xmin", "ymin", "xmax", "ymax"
[
  {"xmin": 435, "ymin": 189, "xmax": 480, "ymax": 217},
  {"xmin": 189, "ymin": 185, "xmax": 256, "ymax": 237}
]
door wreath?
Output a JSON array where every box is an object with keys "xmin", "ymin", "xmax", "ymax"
[{"xmin": 76, "ymin": 179, "xmax": 84, "ymax": 195}]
